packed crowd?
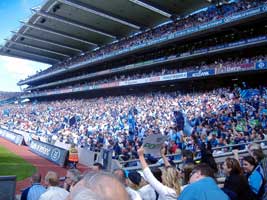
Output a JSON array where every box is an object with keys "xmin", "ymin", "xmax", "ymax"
[
  {"xmin": 1, "ymin": 84, "xmax": 267, "ymax": 163},
  {"xmin": 20, "ymin": 0, "xmax": 267, "ymax": 81},
  {"xmin": 26, "ymin": 22, "xmax": 267, "ymax": 92},
  {"xmin": 19, "ymin": 142, "xmax": 267, "ymax": 200},
  {"xmin": 28, "ymin": 54, "xmax": 267, "ymax": 95},
  {"xmin": 0, "ymin": 92, "xmax": 20, "ymax": 100}
]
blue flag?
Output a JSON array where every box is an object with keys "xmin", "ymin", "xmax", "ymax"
[
  {"xmin": 128, "ymin": 111, "xmax": 136, "ymax": 134},
  {"xmin": 2, "ymin": 109, "xmax": 10, "ymax": 116},
  {"xmin": 240, "ymin": 89, "xmax": 260, "ymax": 99},
  {"xmin": 69, "ymin": 116, "xmax": 76, "ymax": 127},
  {"xmin": 174, "ymin": 110, "xmax": 193, "ymax": 136}
]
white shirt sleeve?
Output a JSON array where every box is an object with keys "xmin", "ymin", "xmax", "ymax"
[{"xmin": 143, "ymin": 167, "xmax": 176, "ymax": 197}]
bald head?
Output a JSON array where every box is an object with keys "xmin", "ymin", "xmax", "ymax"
[{"xmin": 70, "ymin": 172, "xmax": 129, "ymax": 200}]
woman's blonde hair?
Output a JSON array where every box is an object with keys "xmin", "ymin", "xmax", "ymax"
[{"xmin": 161, "ymin": 166, "xmax": 181, "ymax": 195}]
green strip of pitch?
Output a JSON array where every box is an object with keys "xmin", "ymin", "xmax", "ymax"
[{"xmin": 0, "ymin": 145, "xmax": 36, "ymax": 181}]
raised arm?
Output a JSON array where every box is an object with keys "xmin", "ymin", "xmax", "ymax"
[{"xmin": 161, "ymin": 146, "xmax": 171, "ymax": 168}]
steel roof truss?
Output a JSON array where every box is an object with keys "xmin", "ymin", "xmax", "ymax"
[
  {"xmin": 6, "ymin": 39, "xmax": 69, "ymax": 57},
  {"xmin": 1, "ymin": 46, "xmax": 59, "ymax": 63},
  {"xmin": 11, "ymin": 31, "xmax": 82, "ymax": 53},
  {"xmin": 57, "ymin": 0, "xmax": 141, "ymax": 30},
  {"xmin": 32, "ymin": 9, "xmax": 117, "ymax": 39},
  {"xmin": 20, "ymin": 21, "xmax": 98, "ymax": 46},
  {"xmin": 129, "ymin": 0, "xmax": 172, "ymax": 18}
]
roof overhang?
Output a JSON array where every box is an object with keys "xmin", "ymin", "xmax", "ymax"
[{"xmin": 1, "ymin": 0, "xmax": 212, "ymax": 64}]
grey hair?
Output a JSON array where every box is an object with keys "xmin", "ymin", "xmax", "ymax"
[
  {"xmin": 72, "ymin": 188, "xmax": 101, "ymax": 200},
  {"xmin": 68, "ymin": 169, "xmax": 82, "ymax": 184},
  {"xmin": 81, "ymin": 171, "xmax": 130, "ymax": 200},
  {"xmin": 82, "ymin": 171, "xmax": 119, "ymax": 187}
]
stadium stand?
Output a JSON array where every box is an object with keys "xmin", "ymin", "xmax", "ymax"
[{"xmin": 1, "ymin": 0, "xmax": 267, "ymax": 199}]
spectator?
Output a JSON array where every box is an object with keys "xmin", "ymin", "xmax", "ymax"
[
  {"xmin": 138, "ymin": 146, "xmax": 180, "ymax": 200},
  {"xmin": 113, "ymin": 168, "xmax": 142, "ymax": 200},
  {"xmin": 39, "ymin": 171, "xmax": 69, "ymax": 200},
  {"xmin": 242, "ymin": 156, "xmax": 265, "ymax": 200},
  {"xmin": 90, "ymin": 162, "xmax": 103, "ymax": 171},
  {"xmin": 222, "ymin": 157, "xmax": 253, "ymax": 200},
  {"xmin": 67, "ymin": 171, "xmax": 130, "ymax": 200},
  {"xmin": 178, "ymin": 163, "xmax": 229, "ymax": 200},
  {"xmin": 137, "ymin": 171, "xmax": 157, "ymax": 200},
  {"xmin": 181, "ymin": 150, "xmax": 195, "ymax": 185},
  {"xmin": 127, "ymin": 171, "xmax": 142, "ymax": 190},
  {"xmin": 64, "ymin": 169, "xmax": 82, "ymax": 192},
  {"xmin": 248, "ymin": 143, "xmax": 267, "ymax": 200},
  {"xmin": 20, "ymin": 172, "xmax": 46, "ymax": 200},
  {"xmin": 70, "ymin": 188, "xmax": 98, "ymax": 200},
  {"xmin": 248, "ymin": 143, "xmax": 267, "ymax": 179}
]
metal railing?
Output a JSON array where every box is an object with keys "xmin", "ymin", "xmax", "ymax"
[{"xmin": 122, "ymin": 140, "xmax": 267, "ymax": 171}]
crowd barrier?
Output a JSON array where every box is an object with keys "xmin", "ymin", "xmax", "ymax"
[
  {"xmin": 122, "ymin": 140, "xmax": 267, "ymax": 171},
  {"xmin": 0, "ymin": 127, "xmax": 24, "ymax": 146},
  {"xmin": 29, "ymin": 139, "xmax": 68, "ymax": 167},
  {"xmin": 0, "ymin": 126, "xmax": 104, "ymax": 168},
  {"xmin": 78, "ymin": 147, "xmax": 100, "ymax": 167},
  {"xmin": 1, "ymin": 126, "xmax": 266, "ymax": 171}
]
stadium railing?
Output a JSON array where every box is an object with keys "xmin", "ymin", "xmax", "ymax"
[{"xmin": 121, "ymin": 140, "xmax": 267, "ymax": 172}]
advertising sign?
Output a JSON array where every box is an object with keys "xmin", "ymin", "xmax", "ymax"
[
  {"xmin": 255, "ymin": 61, "xmax": 267, "ymax": 70},
  {"xmin": 0, "ymin": 128, "xmax": 24, "ymax": 145},
  {"xmin": 29, "ymin": 139, "xmax": 68, "ymax": 167},
  {"xmin": 187, "ymin": 69, "xmax": 215, "ymax": 78}
]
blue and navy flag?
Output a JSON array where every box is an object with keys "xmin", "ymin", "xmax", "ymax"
[
  {"xmin": 128, "ymin": 110, "xmax": 136, "ymax": 134},
  {"xmin": 174, "ymin": 111, "xmax": 184, "ymax": 130},
  {"xmin": 240, "ymin": 89, "xmax": 260, "ymax": 99},
  {"xmin": 173, "ymin": 110, "xmax": 193, "ymax": 136},
  {"xmin": 69, "ymin": 116, "xmax": 77, "ymax": 127}
]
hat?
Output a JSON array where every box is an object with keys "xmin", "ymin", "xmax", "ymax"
[{"xmin": 128, "ymin": 171, "xmax": 141, "ymax": 185}]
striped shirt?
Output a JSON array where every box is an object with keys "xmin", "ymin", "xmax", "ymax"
[{"xmin": 27, "ymin": 183, "xmax": 46, "ymax": 200}]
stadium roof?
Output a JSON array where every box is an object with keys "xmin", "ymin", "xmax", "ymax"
[{"xmin": 0, "ymin": 0, "xmax": 213, "ymax": 65}]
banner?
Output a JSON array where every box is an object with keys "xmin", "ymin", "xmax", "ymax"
[
  {"xmin": 216, "ymin": 62, "xmax": 254, "ymax": 74},
  {"xmin": 255, "ymin": 61, "xmax": 267, "ymax": 70},
  {"xmin": 29, "ymin": 139, "xmax": 68, "ymax": 167},
  {"xmin": 143, "ymin": 134, "xmax": 167, "ymax": 156},
  {"xmin": 0, "ymin": 128, "xmax": 24, "ymax": 145},
  {"xmin": 224, "ymin": 7, "xmax": 263, "ymax": 23},
  {"xmin": 187, "ymin": 69, "xmax": 215, "ymax": 78}
]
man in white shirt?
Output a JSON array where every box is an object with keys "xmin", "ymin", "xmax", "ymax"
[{"xmin": 39, "ymin": 171, "xmax": 69, "ymax": 200}]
